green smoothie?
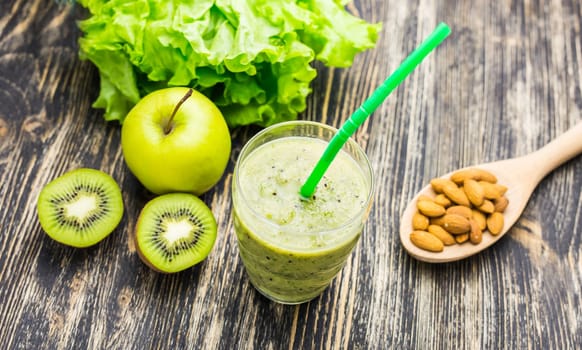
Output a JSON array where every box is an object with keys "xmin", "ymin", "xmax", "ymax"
[{"xmin": 233, "ymin": 133, "xmax": 373, "ymax": 304}]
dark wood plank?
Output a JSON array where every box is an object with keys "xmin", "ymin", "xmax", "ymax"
[{"xmin": 0, "ymin": 0, "xmax": 580, "ymax": 349}]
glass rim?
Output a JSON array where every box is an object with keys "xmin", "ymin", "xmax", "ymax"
[{"xmin": 233, "ymin": 120, "xmax": 375, "ymax": 237}]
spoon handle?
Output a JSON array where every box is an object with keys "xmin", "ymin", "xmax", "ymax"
[{"xmin": 521, "ymin": 121, "xmax": 582, "ymax": 183}]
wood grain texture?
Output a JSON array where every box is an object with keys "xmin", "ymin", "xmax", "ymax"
[{"xmin": 1, "ymin": 0, "xmax": 581, "ymax": 349}]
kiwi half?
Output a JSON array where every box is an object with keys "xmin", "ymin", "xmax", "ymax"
[
  {"xmin": 135, "ymin": 193, "xmax": 217, "ymax": 273},
  {"xmin": 37, "ymin": 168, "xmax": 124, "ymax": 248}
]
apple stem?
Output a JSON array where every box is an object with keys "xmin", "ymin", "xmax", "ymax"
[{"xmin": 164, "ymin": 88, "xmax": 193, "ymax": 135}]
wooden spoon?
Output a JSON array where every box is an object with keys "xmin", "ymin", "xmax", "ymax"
[{"xmin": 399, "ymin": 121, "xmax": 582, "ymax": 263}]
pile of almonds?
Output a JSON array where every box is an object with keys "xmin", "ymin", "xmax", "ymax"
[{"xmin": 409, "ymin": 168, "xmax": 508, "ymax": 252}]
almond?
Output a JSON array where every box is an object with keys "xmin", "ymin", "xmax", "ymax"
[
  {"xmin": 477, "ymin": 199, "xmax": 495, "ymax": 214},
  {"xmin": 430, "ymin": 216, "xmax": 446, "ymax": 226},
  {"xmin": 417, "ymin": 200, "xmax": 446, "ymax": 217},
  {"xmin": 430, "ymin": 178, "xmax": 456, "ymax": 194},
  {"xmin": 411, "ymin": 169, "xmax": 508, "ymax": 251},
  {"xmin": 434, "ymin": 194, "xmax": 452, "ymax": 208},
  {"xmin": 410, "ymin": 231, "xmax": 444, "ymax": 252},
  {"xmin": 412, "ymin": 212, "xmax": 430, "ymax": 230},
  {"xmin": 455, "ymin": 233, "xmax": 469, "ymax": 244},
  {"xmin": 487, "ymin": 212, "xmax": 504, "ymax": 235},
  {"xmin": 463, "ymin": 179, "xmax": 485, "ymax": 206},
  {"xmin": 469, "ymin": 219, "xmax": 482, "ymax": 244},
  {"xmin": 471, "ymin": 209, "xmax": 487, "ymax": 231},
  {"xmin": 450, "ymin": 168, "xmax": 497, "ymax": 184},
  {"xmin": 427, "ymin": 225, "xmax": 456, "ymax": 245},
  {"xmin": 446, "ymin": 205, "xmax": 473, "ymax": 219},
  {"xmin": 417, "ymin": 195, "xmax": 434, "ymax": 203},
  {"xmin": 442, "ymin": 183, "xmax": 471, "ymax": 207},
  {"xmin": 493, "ymin": 196, "xmax": 509, "ymax": 213},
  {"xmin": 479, "ymin": 181, "xmax": 508, "ymax": 199},
  {"xmin": 442, "ymin": 214, "xmax": 471, "ymax": 234}
]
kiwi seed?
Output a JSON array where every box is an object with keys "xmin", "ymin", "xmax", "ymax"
[
  {"xmin": 135, "ymin": 193, "xmax": 217, "ymax": 273},
  {"xmin": 36, "ymin": 168, "xmax": 124, "ymax": 248}
]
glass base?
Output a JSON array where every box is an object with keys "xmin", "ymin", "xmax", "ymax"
[{"xmin": 249, "ymin": 281, "xmax": 323, "ymax": 305}]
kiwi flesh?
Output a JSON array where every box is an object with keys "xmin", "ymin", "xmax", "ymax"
[
  {"xmin": 135, "ymin": 193, "xmax": 217, "ymax": 273},
  {"xmin": 37, "ymin": 168, "xmax": 124, "ymax": 248}
]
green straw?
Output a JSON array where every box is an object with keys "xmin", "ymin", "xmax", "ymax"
[{"xmin": 300, "ymin": 22, "xmax": 451, "ymax": 199}]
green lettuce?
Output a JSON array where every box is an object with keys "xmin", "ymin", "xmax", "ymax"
[{"xmin": 77, "ymin": 0, "xmax": 381, "ymax": 127}]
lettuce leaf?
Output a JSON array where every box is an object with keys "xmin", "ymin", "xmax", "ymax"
[{"xmin": 77, "ymin": 0, "xmax": 381, "ymax": 127}]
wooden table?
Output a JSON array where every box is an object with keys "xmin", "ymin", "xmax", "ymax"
[{"xmin": 1, "ymin": 1, "xmax": 581, "ymax": 348}]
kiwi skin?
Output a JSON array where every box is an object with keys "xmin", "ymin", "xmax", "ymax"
[
  {"xmin": 36, "ymin": 168, "xmax": 124, "ymax": 248},
  {"xmin": 134, "ymin": 193, "xmax": 217, "ymax": 273}
]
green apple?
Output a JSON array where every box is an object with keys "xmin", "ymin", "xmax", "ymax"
[{"xmin": 121, "ymin": 87, "xmax": 231, "ymax": 195}]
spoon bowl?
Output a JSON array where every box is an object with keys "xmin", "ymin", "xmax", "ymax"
[{"xmin": 399, "ymin": 121, "xmax": 582, "ymax": 263}]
